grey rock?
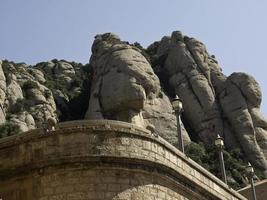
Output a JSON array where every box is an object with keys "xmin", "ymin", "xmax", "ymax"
[
  {"xmin": 29, "ymin": 68, "xmax": 46, "ymax": 83},
  {"xmin": 162, "ymin": 35, "xmax": 223, "ymax": 144},
  {"xmin": 9, "ymin": 111, "xmax": 35, "ymax": 132},
  {"xmin": 219, "ymin": 73, "xmax": 267, "ymax": 170},
  {"xmin": 86, "ymin": 33, "xmax": 191, "ymax": 146},
  {"xmin": 6, "ymin": 78, "xmax": 23, "ymax": 108},
  {"xmin": 154, "ymin": 30, "xmax": 267, "ymax": 172},
  {"xmin": 143, "ymin": 92, "xmax": 191, "ymax": 146},
  {"xmin": 0, "ymin": 61, "xmax": 6, "ymax": 123},
  {"xmin": 0, "ymin": 60, "xmax": 58, "ymax": 132},
  {"xmin": 86, "ymin": 33, "xmax": 161, "ymax": 125}
]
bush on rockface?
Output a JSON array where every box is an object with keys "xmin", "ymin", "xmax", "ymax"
[
  {"xmin": 41, "ymin": 61, "xmax": 92, "ymax": 121},
  {"xmin": 63, "ymin": 63, "xmax": 92, "ymax": 120},
  {"xmin": 184, "ymin": 142, "xmax": 210, "ymax": 169},
  {"xmin": 132, "ymin": 42, "xmax": 151, "ymax": 64},
  {"xmin": 0, "ymin": 122, "xmax": 21, "ymax": 138},
  {"xmin": 9, "ymin": 98, "xmax": 30, "ymax": 114},
  {"xmin": 22, "ymin": 80, "xmax": 39, "ymax": 90},
  {"xmin": 185, "ymin": 142, "xmax": 251, "ymax": 190},
  {"xmin": 44, "ymin": 90, "xmax": 52, "ymax": 99}
]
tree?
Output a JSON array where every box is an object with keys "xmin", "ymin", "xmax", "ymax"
[{"xmin": 0, "ymin": 122, "xmax": 21, "ymax": 138}]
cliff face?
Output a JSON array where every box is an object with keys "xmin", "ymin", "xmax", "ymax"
[
  {"xmin": 0, "ymin": 31, "xmax": 267, "ymax": 187},
  {"xmin": 0, "ymin": 60, "xmax": 57, "ymax": 132},
  {"xmin": 146, "ymin": 31, "xmax": 267, "ymax": 173},
  {"xmin": 0, "ymin": 59, "xmax": 91, "ymax": 133}
]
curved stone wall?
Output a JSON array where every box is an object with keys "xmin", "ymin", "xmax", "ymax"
[
  {"xmin": 238, "ymin": 179, "xmax": 267, "ymax": 200},
  {"xmin": 0, "ymin": 120, "xmax": 246, "ymax": 200}
]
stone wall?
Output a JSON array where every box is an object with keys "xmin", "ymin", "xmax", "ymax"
[
  {"xmin": 0, "ymin": 120, "xmax": 246, "ymax": 200},
  {"xmin": 238, "ymin": 179, "xmax": 267, "ymax": 200}
]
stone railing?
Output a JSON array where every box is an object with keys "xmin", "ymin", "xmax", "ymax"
[
  {"xmin": 238, "ymin": 179, "xmax": 267, "ymax": 200},
  {"xmin": 0, "ymin": 120, "xmax": 246, "ymax": 200}
]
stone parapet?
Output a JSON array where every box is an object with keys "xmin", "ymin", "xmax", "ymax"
[
  {"xmin": 238, "ymin": 179, "xmax": 267, "ymax": 200},
  {"xmin": 0, "ymin": 120, "xmax": 246, "ymax": 200}
]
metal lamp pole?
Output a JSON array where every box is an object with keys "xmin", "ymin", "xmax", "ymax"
[
  {"xmin": 215, "ymin": 134, "xmax": 227, "ymax": 184},
  {"xmin": 172, "ymin": 95, "xmax": 184, "ymax": 153},
  {"xmin": 246, "ymin": 162, "xmax": 257, "ymax": 200}
]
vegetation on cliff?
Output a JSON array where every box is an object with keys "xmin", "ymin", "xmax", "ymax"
[
  {"xmin": 0, "ymin": 122, "xmax": 20, "ymax": 138},
  {"xmin": 185, "ymin": 142, "xmax": 265, "ymax": 189}
]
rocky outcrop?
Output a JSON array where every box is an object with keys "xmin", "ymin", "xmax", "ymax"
[
  {"xmin": 0, "ymin": 61, "xmax": 6, "ymax": 124},
  {"xmin": 143, "ymin": 93, "xmax": 190, "ymax": 146},
  {"xmin": 35, "ymin": 60, "xmax": 92, "ymax": 121},
  {"xmin": 0, "ymin": 61, "xmax": 57, "ymax": 132},
  {"xmin": 1, "ymin": 31, "xmax": 267, "ymax": 178},
  {"xmin": 148, "ymin": 31, "xmax": 267, "ymax": 173},
  {"xmin": 0, "ymin": 59, "xmax": 91, "ymax": 133},
  {"xmin": 85, "ymin": 33, "xmax": 191, "ymax": 146}
]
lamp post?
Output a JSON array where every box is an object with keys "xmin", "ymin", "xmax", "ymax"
[
  {"xmin": 215, "ymin": 134, "xmax": 227, "ymax": 184},
  {"xmin": 246, "ymin": 162, "xmax": 257, "ymax": 200},
  {"xmin": 172, "ymin": 95, "xmax": 184, "ymax": 153}
]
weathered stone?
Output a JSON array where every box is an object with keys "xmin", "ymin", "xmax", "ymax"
[
  {"xmin": 85, "ymin": 33, "xmax": 190, "ymax": 146},
  {"xmin": 8, "ymin": 111, "xmax": 35, "ymax": 132},
  {"xmin": 0, "ymin": 60, "xmax": 58, "ymax": 132},
  {"xmin": 219, "ymin": 73, "xmax": 267, "ymax": 170},
  {"xmin": 153, "ymin": 31, "xmax": 267, "ymax": 173},
  {"xmin": 0, "ymin": 120, "xmax": 246, "ymax": 200},
  {"xmin": 161, "ymin": 34, "xmax": 223, "ymax": 144},
  {"xmin": 28, "ymin": 68, "xmax": 46, "ymax": 83},
  {"xmin": 6, "ymin": 79, "xmax": 23, "ymax": 106},
  {"xmin": 0, "ymin": 61, "xmax": 6, "ymax": 123},
  {"xmin": 143, "ymin": 92, "xmax": 190, "ymax": 146},
  {"xmin": 85, "ymin": 33, "xmax": 159, "ymax": 125}
]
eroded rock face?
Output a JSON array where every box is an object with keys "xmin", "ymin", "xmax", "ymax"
[
  {"xmin": 0, "ymin": 59, "xmax": 91, "ymax": 133},
  {"xmin": 0, "ymin": 61, "xmax": 58, "ymax": 132},
  {"xmin": 0, "ymin": 61, "xmax": 6, "ymax": 124},
  {"xmin": 143, "ymin": 93, "xmax": 191, "ymax": 146},
  {"xmin": 85, "ymin": 33, "xmax": 191, "ymax": 146},
  {"xmin": 150, "ymin": 31, "xmax": 267, "ymax": 172}
]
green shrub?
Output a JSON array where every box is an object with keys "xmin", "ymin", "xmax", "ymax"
[
  {"xmin": 185, "ymin": 142, "xmax": 249, "ymax": 189},
  {"xmin": 10, "ymin": 98, "xmax": 28, "ymax": 113},
  {"xmin": 44, "ymin": 90, "xmax": 52, "ymax": 99},
  {"xmin": 185, "ymin": 142, "xmax": 207, "ymax": 166},
  {"xmin": 41, "ymin": 62, "xmax": 92, "ymax": 122},
  {"xmin": 132, "ymin": 42, "xmax": 151, "ymax": 63},
  {"xmin": 0, "ymin": 122, "xmax": 21, "ymax": 138},
  {"xmin": 158, "ymin": 92, "xmax": 164, "ymax": 98},
  {"xmin": 22, "ymin": 80, "xmax": 39, "ymax": 90}
]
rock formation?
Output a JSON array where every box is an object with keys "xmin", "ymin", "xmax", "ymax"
[
  {"xmin": 147, "ymin": 31, "xmax": 267, "ymax": 173},
  {"xmin": 0, "ymin": 60, "xmax": 57, "ymax": 132},
  {"xmin": 85, "ymin": 33, "xmax": 190, "ymax": 146},
  {"xmin": 0, "ymin": 59, "xmax": 90, "ymax": 133},
  {"xmin": 0, "ymin": 30, "xmax": 267, "ymax": 180}
]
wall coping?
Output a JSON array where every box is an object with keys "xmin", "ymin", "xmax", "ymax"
[{"xmin": 238, "ymin": 179, "xmax": 267, "ymax": 191}]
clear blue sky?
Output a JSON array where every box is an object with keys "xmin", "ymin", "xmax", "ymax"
[{"xmin": 1, "ymin": 0, "xmax": 267, "ymax": 116}]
